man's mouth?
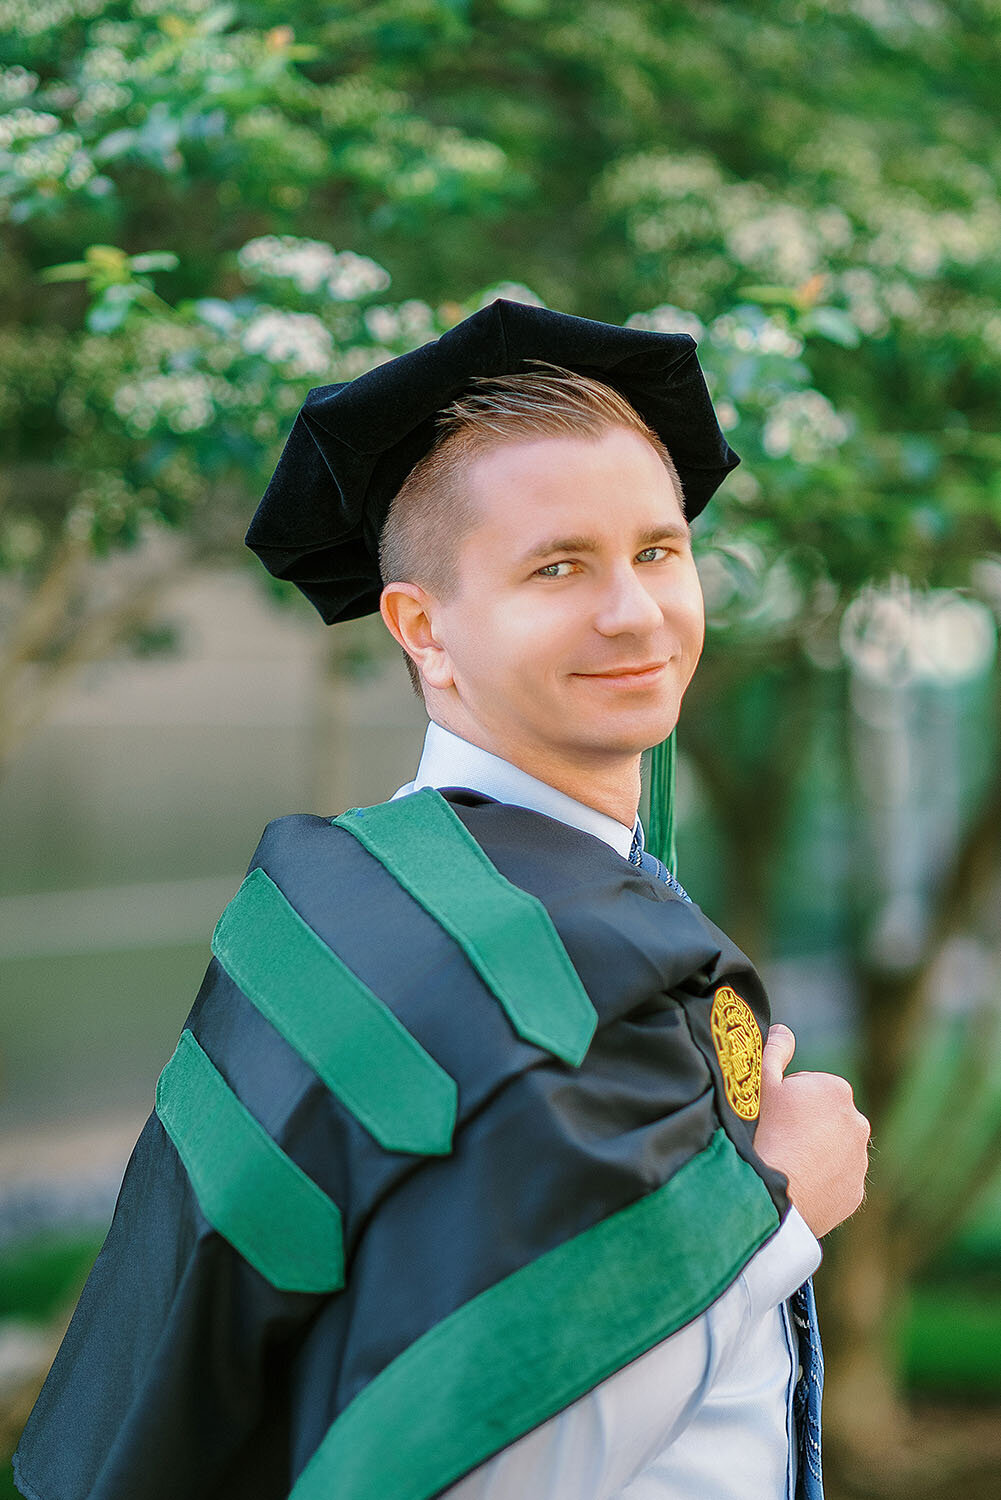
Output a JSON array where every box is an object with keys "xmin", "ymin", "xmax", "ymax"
[{"xmin": 574, "ymin": 662, "xmax": 668, "ymax": 683}]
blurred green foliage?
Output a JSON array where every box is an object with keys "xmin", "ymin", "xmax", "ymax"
[{"xmin": 1, "ymin": 0, "xmax": 999, "ymax": 619}]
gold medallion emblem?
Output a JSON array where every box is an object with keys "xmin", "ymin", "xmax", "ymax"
[{"xmin": 710, "ymin": 986, "xmax": 762, "ymax": 1120}]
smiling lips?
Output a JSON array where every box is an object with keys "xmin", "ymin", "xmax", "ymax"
[{"xmin": 575, "ymin": 662, "xmax": 668, "ymax": 684}]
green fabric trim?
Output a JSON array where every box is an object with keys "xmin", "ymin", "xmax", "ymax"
[
  {"xmin": 332, "ymin": 789, "xmax": 598, "ymax": 1067},
  {"xmin": 289, "ymin": 1127, "xmax": 780, "ymax": 1500},
  {"xmin": 648, "ymin": 730, "xmax": 678, "ymax": 877},
  {"xmin": 155, "ymin": 1030, "xmax": 344, "ymax": 1295},
  {"xmin": 211, "ymin": 867, "xmax": 457, "ymax": 1157}
]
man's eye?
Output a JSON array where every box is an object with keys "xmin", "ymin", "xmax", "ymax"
[{"xmin": 536, "ymin": 549, "xmax": 673, "ymax": 577}]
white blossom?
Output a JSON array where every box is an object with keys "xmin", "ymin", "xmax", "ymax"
[
  {"xmin": 398, "ymin": 299, "xmax": 437, "ymax": 339},
  {"xmin": 814, "ymin": 206, "xmax": 855, "ymax": 251},
  {"xmin": 626, "ymin": 304, "xmax": 705, "ymax": 340},
  {"xmin": 78, "ymin": 42, "xmax": 131, "ymax": 83},
  {"xmin": 435, "ymin": 132, "xmax": 505, "ymax": 175},
  {"xmin": 725, "ymin": 203, "xmax": 822, "ymax": 283},
  {"xmin": 883, "ymin": 279, "xmax": 921, "ymax": 318},
  {"xmin": 363, "ymin": 306, "xmax": 402, "ymax": 343},
  {"xmin": 838, "ymin": 268, "xmax": 889, "ymax": 335},
  {"xmin": 0, "ymin": 109, "xmax": 61, "ymax": 149},
  {"xmin": 237, "ymin": 236, "xmax": 390, "ymax": 301},
  {"xmin": 475, "ymin": 283, "xmax": 544, "ymax": 310},
  {"xmin": 326, "ymin": 249, "xmax": 391, "ymax": 300},
  {"xmin": 709, "ymin": 313, "xmax": 804, "ymax": 359},
  {"xmin": 241, "ymin": 310, "xmax": 333, "ymax": 375},
  {"xmin": 111, "ymin": 373, "xmax": 217, "ymax": 434},
  {"xmin": 599, "ymin": 151, "xmax": 724, "ymax": 206},
  {"xmin": 0, "ymin": 66, "xmax": 39, "ymax": 103},
  {"xmin": 336, "ymin": 345, "xmax": 395, "ymax": 379},
  {"xmin": 762, "ymin": 390, "xmax": 852, "ymax": 461},
  {"xmin": 0, "ymin": 0, "xmax": 106, "ymax": 38}
]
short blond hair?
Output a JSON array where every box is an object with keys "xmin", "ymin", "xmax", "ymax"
[{"xmin": 378, "ymin": 359, "xmax": 685, "ymax": 696}]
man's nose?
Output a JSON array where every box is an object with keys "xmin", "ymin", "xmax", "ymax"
[{"xmin": 592, "ymin": 564, "xmax": 664, "ymax": 636}]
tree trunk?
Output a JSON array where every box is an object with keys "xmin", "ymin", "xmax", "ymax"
[
  {"xmin": 820, "ymin": 1184, "xmax": 911, "ymax": 1475},
  {"xmin": 686, "ymin": 653, "xmax": 1001, "ymax": 1481},
  {"xmin": 820, "ymin": 679, "xmax": 1001, "ymax": 1479},
  {"xmin": 0, "ymin": 532, "xmax": 201, "ymax": 778}
]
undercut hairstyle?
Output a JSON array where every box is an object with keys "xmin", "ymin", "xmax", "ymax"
[{"xmin": 378, "ymin": 357, "xmax": 686, "ymax": 697}]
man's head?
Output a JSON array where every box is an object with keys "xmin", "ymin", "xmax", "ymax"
[{"xmin": 378, "ymin": 361, "xmax": 705, "ymax": 784}]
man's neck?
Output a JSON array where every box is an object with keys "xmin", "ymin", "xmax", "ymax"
[{"xmin": 427, "ymin": 713, "xmax": 642, "ymax": 828}]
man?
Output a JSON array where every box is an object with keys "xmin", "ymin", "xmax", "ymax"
[
  {"xmin": 375, "ymin": 356, "xmax": 866, "ymax": 1498},
  {"xmin": 13, "ymin": 299, "xmax": 868, "ymax": 1500}
]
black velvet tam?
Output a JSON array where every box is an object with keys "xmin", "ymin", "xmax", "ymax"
[{"xmin": 244, "ymin": 297, "xmax": 740, "ymax": 625}]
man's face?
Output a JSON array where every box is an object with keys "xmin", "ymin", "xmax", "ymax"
[{"xmin": 425, "ymin": 425, "xmax": 705, "ymax": 768}]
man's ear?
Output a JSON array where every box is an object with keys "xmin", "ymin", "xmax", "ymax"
[{"xmin": 379, "ymin": 581, "xmax": 454, "ymax": 690}]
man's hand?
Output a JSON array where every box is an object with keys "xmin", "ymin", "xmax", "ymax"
[{"xmin": 754, "ymin": 1023, "xmax": 871, "ymax": 1239}]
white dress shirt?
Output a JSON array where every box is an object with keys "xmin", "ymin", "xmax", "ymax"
[{"xmin": 391, "ymin": 720, "xmax": 822, "ymax": 1499}]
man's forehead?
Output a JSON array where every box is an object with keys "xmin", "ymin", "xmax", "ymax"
[
  {"xmin": 462, "ymin": 431, "xmax": 688, "ymax": 548},
  {"xmin": 468, "ymin": 426, "xmax": 683, "ymax": 497},
  {"xmin": 467, "ymin": 424, "xmax": 668, "ymax": 475}
]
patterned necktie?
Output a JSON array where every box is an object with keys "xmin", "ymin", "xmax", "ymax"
[
  {"xmin": 627, "ymin": 826, "xmax": 693, "ymax": 902},
  {"xmin": 628, "ymin": 827, "xmax": 825, "ymax": 1499}
]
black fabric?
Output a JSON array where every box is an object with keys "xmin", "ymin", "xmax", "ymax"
[
  {"xmin": 13, "ymin": 792, "xmax": 786, "ymax": 1500},
  {"xmin": 244, "ymin": 298, "xmax": 740, "ymax": 624}
]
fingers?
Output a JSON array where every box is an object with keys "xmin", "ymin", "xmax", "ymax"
[{"xmin": 762, "ymin": 1023, "xmax": 796, "ymax": 1083}]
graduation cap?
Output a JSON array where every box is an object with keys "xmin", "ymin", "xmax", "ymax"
[{"xmin": 245, "ymin": 297, "xmax": 742, "ymax": 874}]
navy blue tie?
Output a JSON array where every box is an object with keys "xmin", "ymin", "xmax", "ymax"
[{"xmin": 628, "ymin": 826, "xmax": 825, "ymax": 1499}]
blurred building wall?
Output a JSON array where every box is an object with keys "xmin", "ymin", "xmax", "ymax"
[{"xmin": 0, "ymin": 566, "xmax": 427, "ymax": 1150}]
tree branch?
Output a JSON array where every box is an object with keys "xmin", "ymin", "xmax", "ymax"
[{"xmin": 0, "ymin": 533, "xmax": 91, "ymax": 700}]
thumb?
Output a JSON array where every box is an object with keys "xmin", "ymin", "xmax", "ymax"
[{"xmin": 762, "ymin": 1023, "xmax": 796, "ymax": 1084}]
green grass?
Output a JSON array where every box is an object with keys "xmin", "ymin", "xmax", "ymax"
[
  {"xmin": 0, "ymin": 1230, "xmax": 103, "ymax": 1324},
  {"xmin": 903, "ymin": 1285, "xmax": 1001, "ymax": 1394},
  {"xmin": 0, "ymin": 1232, "xmax": 104, "ymax": 1499}
]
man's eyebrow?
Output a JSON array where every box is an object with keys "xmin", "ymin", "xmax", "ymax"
[{"xmin": 516, "ymin": 523, "xmax": 691, "ymax": 568}]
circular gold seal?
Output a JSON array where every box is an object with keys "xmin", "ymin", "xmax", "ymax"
[{"xmin": 710, "ymin": 986, "xmax": 762, "ymax": 1120}]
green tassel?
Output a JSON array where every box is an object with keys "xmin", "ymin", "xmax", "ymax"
[{"xmin": 647, "ymin": 729, "xmax": 678, "ymax": 878}]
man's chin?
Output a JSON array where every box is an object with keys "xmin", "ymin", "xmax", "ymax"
[
  {"xmin": 602, "ymin": 707, "xmax": 682, "ymax": 755},
  {"xmin": 565, "ymin": 681, "xmax": 683, "ymax": 743},
  {"xmin": 567, "ymin": 719, "xmax": 681, "ymax": 760}
]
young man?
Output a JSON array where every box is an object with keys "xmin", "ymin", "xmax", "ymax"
[
  {"xmin": 376, "ymin": 351, "xmax": 868, "ymax": 1499},
  {"xmin": 14, "ymin": 300, "xmax": 868, "ymax": 1500}
]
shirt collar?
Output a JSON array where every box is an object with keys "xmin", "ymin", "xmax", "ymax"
[{"xmin": 391, "ymin": 720, "xmax": 644, "ymax": 862}]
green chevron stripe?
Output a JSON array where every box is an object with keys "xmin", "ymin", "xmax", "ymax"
[
  {"xmin": 211, "ymin": 867, "xmax": 457, "ymax": 1157},
  {"xmin": 332, "ymin": 789, "xmax": 598, "ymax": 1067},
  {"xmin": 155, "ymin": 1030, "xmax": 344, "ymax": 1294},
  {"xmin": 289, "ymin": 1127, "xmax": 780, "ymax": 1500}
]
